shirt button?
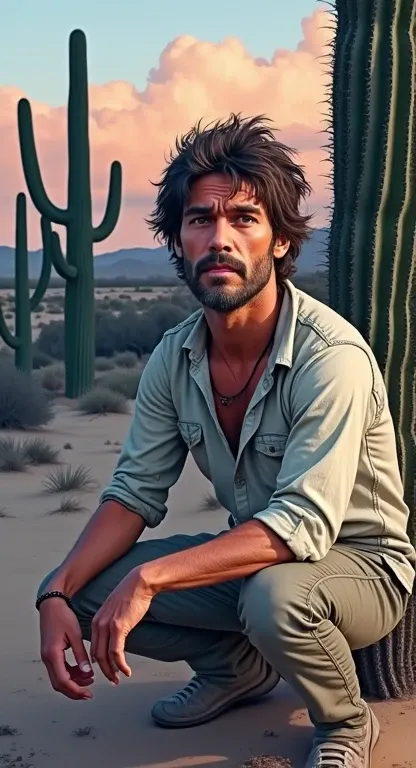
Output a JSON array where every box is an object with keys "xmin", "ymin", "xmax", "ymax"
[
  {"xmin": 269, "ymin": 446, "xmax": 276, "ymax": 454},
  {"xmin": 235, "ymin": 476, "xmax": 246, "ymax": 487}
]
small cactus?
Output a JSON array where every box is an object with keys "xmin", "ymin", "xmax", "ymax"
[{"xmin": 0, "ymin": 193, "xmax": 52, "ymax": 372}]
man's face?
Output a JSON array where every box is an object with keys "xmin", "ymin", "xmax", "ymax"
[{"xmin": 177, "ymin": 173, "xmax": 288, "ymax": 313}]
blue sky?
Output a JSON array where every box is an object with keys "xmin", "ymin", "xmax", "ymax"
[{"xmin": 1, "ymin": 0, "xmax": 317, "ymax": 104}]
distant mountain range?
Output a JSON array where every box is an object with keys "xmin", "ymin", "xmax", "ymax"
[{"xmin": 0, "ymin": 228, "xmax": 329, "ymax": 280}]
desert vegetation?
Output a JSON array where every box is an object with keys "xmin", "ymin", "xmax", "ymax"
[
  {"xmin": 0, "ymin": 274, "xmax": 328, "ymax": 417},
  {"xmin": 0, "ymin": 271, "xmax": 327, "ymax": 370}
]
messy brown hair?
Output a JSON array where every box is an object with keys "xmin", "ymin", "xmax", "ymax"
[{"xmin": 147, "ymin": 113, "xmax": 313, "ymax": 281}]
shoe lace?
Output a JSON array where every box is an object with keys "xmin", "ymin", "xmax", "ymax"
[
  {"xmin": 173, "ymin": 676, "xmax": 205, "ymax": 704},
  {"xmin": 313, "ymin": 743, "xmax": 359, "ymax": 767}
]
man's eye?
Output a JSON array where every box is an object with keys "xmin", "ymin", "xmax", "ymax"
[
  {"xmin": 237, "ymin": 215, "xmax": 256, "ymax": 224},
  {"xmin": 190, "ymin": 217, "xmax": 209, "ymax": 225}
]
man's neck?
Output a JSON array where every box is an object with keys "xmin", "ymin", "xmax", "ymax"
[{"xmin": 204, "ymin": 280, "xmax": 282, "ymax": 362}]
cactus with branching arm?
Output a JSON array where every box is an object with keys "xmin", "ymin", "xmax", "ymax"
[
  {"xmin": 0, "ymin": 193, "xmax": 52, "ymax": 372},
  {"xmin": 17, "ymin": 28, "xmax": 122, "ymax": 397},
  {"xmin": 325, "ymin": 0, "xmax": 416, "ymax": 698}
]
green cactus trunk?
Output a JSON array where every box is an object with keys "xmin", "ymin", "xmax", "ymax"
[
  {"xmin": 327, "ymin": 0, "xmax": 416, "ymax": 698},
  {"xmin": 64, "ymin": 29, "xmax": 95, "ymax": 397},
  {"xmin": 18, "ymin": 29, "xmax": 122, "ymax": 398},
  {"xmin": 0, "ymin": 193, "xmax": 52, "ymax": 372}
]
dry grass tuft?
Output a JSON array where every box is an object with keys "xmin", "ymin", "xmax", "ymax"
[
  {"xmin": 43, "ymin": 464, "xmax": 96, "ymax": 494},
  {"xmin": 48, "ymin": 497, "xmax": 88, "ymax": 515}
]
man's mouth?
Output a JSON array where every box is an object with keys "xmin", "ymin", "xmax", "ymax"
[{"xmin": 203, "ymin": 265, "xmax": 237, "ymax": 274}]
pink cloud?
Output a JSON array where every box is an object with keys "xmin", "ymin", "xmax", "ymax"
[{"xmin": 0, "ymin": 9, "xmax": 333, "ymax": 253}]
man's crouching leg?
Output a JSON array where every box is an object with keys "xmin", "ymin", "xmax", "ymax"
[
  {"xmin": 36, "ymin": 532, "xmax": 279, "ymax": 728},
  {"xmin": 238, "ymin": 546, "xmax": 407, "ymax": 767}
]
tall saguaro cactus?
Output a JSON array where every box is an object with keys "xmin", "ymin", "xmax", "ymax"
[
  {"xmin": 326, "ymin": 0, "xmax": 416, "ymax": 698},
  {"xmin": 0, "ymin": 193, "xmax": 52, "ymax": 372},
  {"xmin": 17, "ymin": 29, "xmax": 122, "ymax": 398}
]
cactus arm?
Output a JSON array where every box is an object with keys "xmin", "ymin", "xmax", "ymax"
[
  {"xmin": 93, "ymin": 161, "xmax": 122, "ymax": 243},
  {"xmin": 0, "ymin": 306, "xmax": 19, "ymax": 349},
  {"xmin": 30, "ymin": 217, "xmax": 53, "ymax": 311},
  {"xmin": 17, "ymin": 99, "xmax": 68, "ymax": 226},
  {"xmin": 50, "ymin": 231, "xmax": 77, "ymax": 280}
]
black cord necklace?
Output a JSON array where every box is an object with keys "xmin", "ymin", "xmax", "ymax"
[{"xmin": 210, "ymin": 330, "xmax": 275, "ymax": 407}]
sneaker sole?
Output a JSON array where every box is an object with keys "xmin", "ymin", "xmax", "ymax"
[{"xmin": 151, "ymin": 670, "xmax": 280, "ymax": 729}]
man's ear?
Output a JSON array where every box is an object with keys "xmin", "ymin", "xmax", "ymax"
[{"xmin": 273, "ymin": 236, "xmax": 290, "ymax": 261}]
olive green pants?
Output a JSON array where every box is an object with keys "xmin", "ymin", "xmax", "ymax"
[{"xmin": 41, "ymin": 532, "xmax": 407, "ymax": 739}]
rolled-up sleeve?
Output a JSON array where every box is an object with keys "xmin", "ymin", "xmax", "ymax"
[
  {"xmin": 254, "ymin": 343, "xmax": 376, "ymax": 561},
  {"xmin": 99, "ymin": 341, "xmax": 187, "ymax": 527}
]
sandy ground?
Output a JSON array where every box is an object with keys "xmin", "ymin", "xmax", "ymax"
[{"xmin": 0, "ymin": 405, "xmax": 415, "ymax": 768}]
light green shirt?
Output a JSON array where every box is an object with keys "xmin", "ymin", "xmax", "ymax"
[{"xmin": 101, "ymin": 280, "xmax": 416, "ymax": 593}]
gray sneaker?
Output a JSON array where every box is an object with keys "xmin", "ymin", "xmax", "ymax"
[
  {"xmin": 305, "ymin": 705, "xmax": 380, "ymax": 767},
  {"xmin": 151, "ymin": 666, "xmax": 280, "ymax": 728}
]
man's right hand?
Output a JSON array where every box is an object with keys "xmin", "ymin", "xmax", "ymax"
[{"xmin": 39, "ymin": 598, "xmax": 95, "ymax": 700}]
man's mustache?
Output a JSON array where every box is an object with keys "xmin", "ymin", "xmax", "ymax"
[{"xmin": 195, "ymin": 253, "xmax": 246, "ymax": 278}]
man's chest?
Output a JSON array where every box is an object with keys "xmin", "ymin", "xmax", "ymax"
[
  {"xmin": 175, "ymin": 359, "xmax": 291, "ymax": 481},
  {"xmin": 212, "ymin": 372, "xmax": 264, "ymax": 458}
]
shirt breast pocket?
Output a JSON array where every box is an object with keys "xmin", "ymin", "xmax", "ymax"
[
  {"xmin": 177, "ymin": 421, "xmax": 203, "ymax": 449},
  {"xmin": 177, "ymin": 420, "xmax": 205, "ymax": 449},
  {"xmin": 254, "ymin": 433, "xmax": 288, "ymax": 458},
  {"xmin": 253, "ymin": 433, "xmax": 288, "ymax": 490},
  {"xmin": 177, "ymin": 421, "xmax": 211, "ymax": 479}
]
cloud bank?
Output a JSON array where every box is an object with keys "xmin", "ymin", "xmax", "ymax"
[{"xmin": 0, "ymin": 9, "xmax": 333, "ymax": 252}]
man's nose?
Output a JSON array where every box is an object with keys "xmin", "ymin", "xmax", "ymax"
[{"xmin": 208, "ymin": 218, "xmax": 233, "ymax": 253}]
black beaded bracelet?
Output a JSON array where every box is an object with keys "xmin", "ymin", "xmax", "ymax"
[{"xmin": 35, "ymin": 590, "xmax": 73, "ymax": 612}]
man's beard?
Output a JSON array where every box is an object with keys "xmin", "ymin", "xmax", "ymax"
[{"xmin": 182, "ymin": 245, "xmax": 275, "ymax": 313}]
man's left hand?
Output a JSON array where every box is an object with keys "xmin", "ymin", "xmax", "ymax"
[{"xmin": 90, "ymin": 568, "xmax": 153, "ymax": 684}]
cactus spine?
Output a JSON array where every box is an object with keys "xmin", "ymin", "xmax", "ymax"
[
  {"xmin": 326, "ymin": 0, "xmax": 416, "ymax": 698},
  {"xmin": 0, "ymin": 193, "xmax": 52, "ymax": 372},
  {"xmin": 17, "ymin": 29, "xmax": 122, "ymax": 398}
]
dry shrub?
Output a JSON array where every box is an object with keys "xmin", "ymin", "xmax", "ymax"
[
  {"xmin": 77, "ymin": 387, "xmax": 129, "ymax": 415},
  {"xmin": 0, "ymin": 364, "xmax": 53, "ymax": 429}
]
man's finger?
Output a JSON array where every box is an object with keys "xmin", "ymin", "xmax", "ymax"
[
  {"xmin": 65, "ymin": 662, "xmax": 94, "ymax": 687},
  {"xmin": 91, "ymin": 619, "xmax": 119, "ymax": 684},
  {"xmin": 109, "ymin": 629, "xmax": 132, "ymax": 678},
  {"xmin": 69, "ymin": 631, "xmax": 93, "ymax": 677},
  {"xmin": 43, "ymin": 649, "xmax": 92, "ymax": 700}
]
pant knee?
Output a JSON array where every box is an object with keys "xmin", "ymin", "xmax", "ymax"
[{"xmin": 238, "ymin": 568, "xmax": 306, "ymax": 655}]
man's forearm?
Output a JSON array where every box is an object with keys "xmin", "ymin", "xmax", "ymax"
[
  {"xmin": 44, "ymin": 500, "xmax": 146, "ymax": 598},
  {"xmin": 139, "ymin": 520, "xmax": 294, "ymax": 595}
]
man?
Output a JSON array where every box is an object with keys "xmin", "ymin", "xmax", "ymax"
[{"xmin": 37, "ymin": 114, "xmax": 415, "ymax": 768}]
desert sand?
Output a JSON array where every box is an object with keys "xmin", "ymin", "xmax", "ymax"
[{"xmin": 0, "ymin": 403, "xmax": 414, "ymax": 768}]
